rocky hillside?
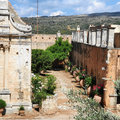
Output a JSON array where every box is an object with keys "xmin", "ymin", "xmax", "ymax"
[{"xmin": 22, "ymin": 12, "xmax": 120, "ymax": 34}]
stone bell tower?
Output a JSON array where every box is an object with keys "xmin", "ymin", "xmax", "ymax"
[{"xmin": 0, "ymin": 0, "xmax": 32, "ymax": 113}]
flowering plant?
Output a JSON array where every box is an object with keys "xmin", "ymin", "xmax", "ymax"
[
  {"xmin": 92, "ymin": 84, "xmax": 103, "ymax": 95},
  {"xmin": 79, "ymin": 69, "xmax": 86, "ymax": 79},
  {"xmin": 84, "ymin": 76, "xmax": 92, "ymax": 88}
]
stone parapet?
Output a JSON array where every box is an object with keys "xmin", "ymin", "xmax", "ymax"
[{"xmin": 72, "ymin": 25, "xmax": 120, "ymax": 49}]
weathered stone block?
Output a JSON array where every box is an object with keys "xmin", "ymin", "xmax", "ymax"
[
  {"xmin": 101, "ymin": 28, "xmax": 108, "ymax": 47},
  {"xmin": 96, "ymin": 29, "xmax": 101, "ymax": 47}
]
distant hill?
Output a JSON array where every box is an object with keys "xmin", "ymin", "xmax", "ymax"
[
  {"xmin": 22, "ymin": 12, "xmax": 120, "ymax": 35},
  {"xmin": 89, "ymin": 12, "xmax": 120, "ymax": 17}
]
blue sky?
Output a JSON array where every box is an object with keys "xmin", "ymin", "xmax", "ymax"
[{"xmin": 9, "ymin": 0, "xmax": 120, "ymax": 17}]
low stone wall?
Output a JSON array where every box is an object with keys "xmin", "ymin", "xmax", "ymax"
[{"xmin": 32, "ymin": 34, "xmax": 72, "ymax": 50}]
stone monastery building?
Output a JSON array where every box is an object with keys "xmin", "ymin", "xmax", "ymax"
[{"xmin": 0, "ymin": 0, "xmax": 32, "ymax": 113}]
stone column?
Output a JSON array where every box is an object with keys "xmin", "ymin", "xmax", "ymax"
[
  {"xmin": 108, "ymin": 28, "xmax": 115, "ymax": 48},
  {"xmin": 72, "ymin": 32, "xmax": 75, "ymax": 42},
  {"xmin": 77, "ymin": 31, "xmax": 80, "ymax": 43},
  {"xmin": 4, "ymin": 46, "xmax": 9, "ymax": 89},
  {"xmin": 96, "ymin": 29, "xmax": 101, "ymax": 47},
  {"xmin": 91, "ymin": 30, "xmax": 96, "ymax": 45},
  {"xmin": 0, "ymin": 49, "xmax": 4, "ymax": 89},
  {"xmin": 84, "ymin": 31, "xmax": 87, "ymax": 44},
  {"xmin": 101, "ymin": 28, "xmax": 108, "ymax": 47},
  {"xmin": 89, "ymin": 31, "xmax": 92, "ymax": 45},
  {"xmin": 80, "ymin": 31, "xmax": 84, "ymax": 43}
]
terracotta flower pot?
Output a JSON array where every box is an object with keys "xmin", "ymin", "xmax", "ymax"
[
  {"xmin": 73, "ymin": 71, "xmax": 77, "ymax": 78},
  {"xmin": 80, "ymin": 79, "xmax": 84, "ymax": 87},
  {"xmin": 75, "ymin": 76, "xmax": 80, "ymax": 82},
  {"xmin": 76, "ymin": 69, "xmax": 80, "ymax": 73},
  {"xmin": 87, "ymin": 86, "xmax": 91, "ymax": 96},
  {"xmin": 19, "ymin": 110, "xmax": 25, "ymax": 116},
  {"xmin": 94, "ymin": 95, "xmax": 102, "ymax": 103},
  {"xmin": 0, "ymin": 108, "xmax": 4, "ymax": 117}
]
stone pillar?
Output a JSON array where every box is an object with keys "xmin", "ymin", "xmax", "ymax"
[
  {"xmin": 101, "ymin": 28, "xmax": 108, "ymax": 47},
  {"xmin": 77, "ymin": 31, "xmax": 80, "ymax": 43},
  {"xmin": 57, "ymin": 31, "xmax": 61, "ymax": 38},
  {"xmin": 96, "ymin": 29, "xmax": 101, "ymax": 47},
  {"xmin": 108, "ymin": 28, "xmax": 115, "ymax": 48},
  {"xmin": 80, "ymin": 32, "xmax": 84, "ymax": 43},
  {"xmin": 89, "ymin": 31, "xmax": 92, "ymax": 45},
  {"xmin": 72, "ymin": 32, "xmax": 74, "ymax": 42},
  {"xmin": 91, "ymin": 30, "xmax": 96, "ymax": 45},
  {"xmin": 0, "ymin": 49, "xmax": 4, "ymax": 89},
  {"xmin": 103, "ymin": 78, "xmax": 117, "ymax": 110},
  {"xmin": 84, "ymin": 31, "xmax": 87, "ymax": 44}
]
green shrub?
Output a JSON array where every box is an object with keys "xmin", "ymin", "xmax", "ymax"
[
  {"xmin": 32, "ymin": 49, "xmax": 43, "ymax": 73},
  {"xmin": 0, "ymin": 99, "xmax": 6, "ymax": 109},
  {"xmin": 19, "ymin": 105, "xmax": 25, "ymax": 110},
  {"xmin": 67, "ymin": 90, "xmax": 120, "ymax": 120},
  {"xmin": 47, "ymin": 37, "xmax": 72, "ymax": 63},
  {"xmin": 84, "ymin": 76, "xmax": 92, "ymax": 88},
  {"xmin": 32, "ymin": 50, "xmax": 54, "ymax": 73},
  {"xmin": 46, "ymin": 75, "xmax": 56, "ymax": 95},
  {"xmin": 114, "ymin": 80, "xmax": 120, "ymax": 95},
  {"xmin": 34, "ymin": 90, "xmax": 47, "ymax": 107},
  {"xmin": 32, "ymin": 74, "xmax": 56, "ymax": 107}
]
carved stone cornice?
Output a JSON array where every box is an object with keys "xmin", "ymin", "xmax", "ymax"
[{"xmin": 10, "ymin": 15, "xmax": 32, "ymax": 33}]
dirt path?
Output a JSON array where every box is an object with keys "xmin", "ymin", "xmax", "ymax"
[
  {"xmin": 2, "ymin": 70, "xmax": 79, "ymax": 120},
  {"xmin": 35, "ymin": 70, "xmax": 79, "ymax": 120}
]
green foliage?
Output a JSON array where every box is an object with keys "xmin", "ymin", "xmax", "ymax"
[
  {"xmin": 79, "ymin": 70, "xmax": 86, "ymax": 80},
  {"xmin": 46, "ymin": 75, "xmax": 56, "ymax": 95},
  {"xmin": 32, "ymin": 49, "xmax": 54, "ymax": 73},
  {"xmin": 47, "ymin": 37, "xmax": 72, "ymax": 61},
  {"xmin": 38, "ymin": 50, "xmax": 54, "ymax": 72},
  {"xmin": 84, "ymin": 76, "xmax": 92, "ymax": 88},
  {"xmin": 67, "ymin": 90, "xmax": 120, "ymax": 120},
  {"xmin": 32, "ymin": 37, "xmax": 72, "ymax": 73},
  {"xmin": 114, "ymin": 80, "xmax": 120, "ymax": 96},
  {"xmin": 32, "ymin": 49, "xmax": 43, "ymax": 73},
  {"xmin": 19, "ymin": 105, "xmax": 25, "ymax": 110},
  {"xmin": 33, "ymin": 90, "xmax": 47, "ymax": 107},
  {"xmin": 32, "ymin": 74, "xmax": 56, "ymax": 107},
  {"xmin": 71, "ymin": 65, "xmax": 77, "ymax": 72},
  {"xmin": 22, "ymin": 15, "xmax": 120, "ymax": 34},
  {"xmin": 0, "ymin": 99, "xmax": 6, "ymax": 109}
]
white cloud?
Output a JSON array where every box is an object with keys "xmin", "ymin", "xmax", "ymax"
[
  {"xmin": 117, "ymin": 2, "xmax": 120, "ymax": 5},
  {"xmin": 50, "ymin": 11, "xmax": 64, "ymax": 16},
  {"xmin": 9, "ymin": 0, "xmax": 120, "ymax": 17},
  {"xmin": 87, "ymin": 0, "xmax": 105, "ymax": 13}
]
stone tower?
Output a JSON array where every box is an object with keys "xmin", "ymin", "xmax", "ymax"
[{"xmin": 0, "ymin": 0, "xmax": 32, "ymax": 113}]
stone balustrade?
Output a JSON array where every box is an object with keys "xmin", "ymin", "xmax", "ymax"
[{"xmin": 72, "ymin": 26, "xmax": 117, "ymax": 48}]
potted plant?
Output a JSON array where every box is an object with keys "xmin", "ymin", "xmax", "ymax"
[
  {"xmin": 114, "ymin": 80, "xmax": 120, "ymax": 96},
  {"xmin": 110, "ymin": 80, "xmax": 120, "ymax": 109},
  {"xmin": 67, "ymin": 61, "xmax": 72, "ymax": 72},
  {"xmin": 92, "ymin": 84, "xmax": 103, "ymax": 103},
  {"xmin": 79, "ymin": 70, "xmax": 86, "ymax": 87},
  {"xmin": 19, "ymin": 105, "xmax": 25, "ymax": 116},
  {"xmin": 71, "ymin": 65, "xmax": 77, "ymax": 76},
  {"xmin": 75, "ymin": 71, "xmax": 80, "ymax": 82},
  {"xmin": 0, "ymin": 99, "xmax": 6, "ymax": 117},
  {"xmin": 84, "ymin": 76, "xmax": 92, "ymax": 95}
]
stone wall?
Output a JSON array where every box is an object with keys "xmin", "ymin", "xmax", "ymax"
[
  {"xmin": 71, "ymin": 25, "xmax": 120, "ymax": 109},
  {"xmin": 32, "ymin": 34, "xmax": 72, "ymax": 50}
]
